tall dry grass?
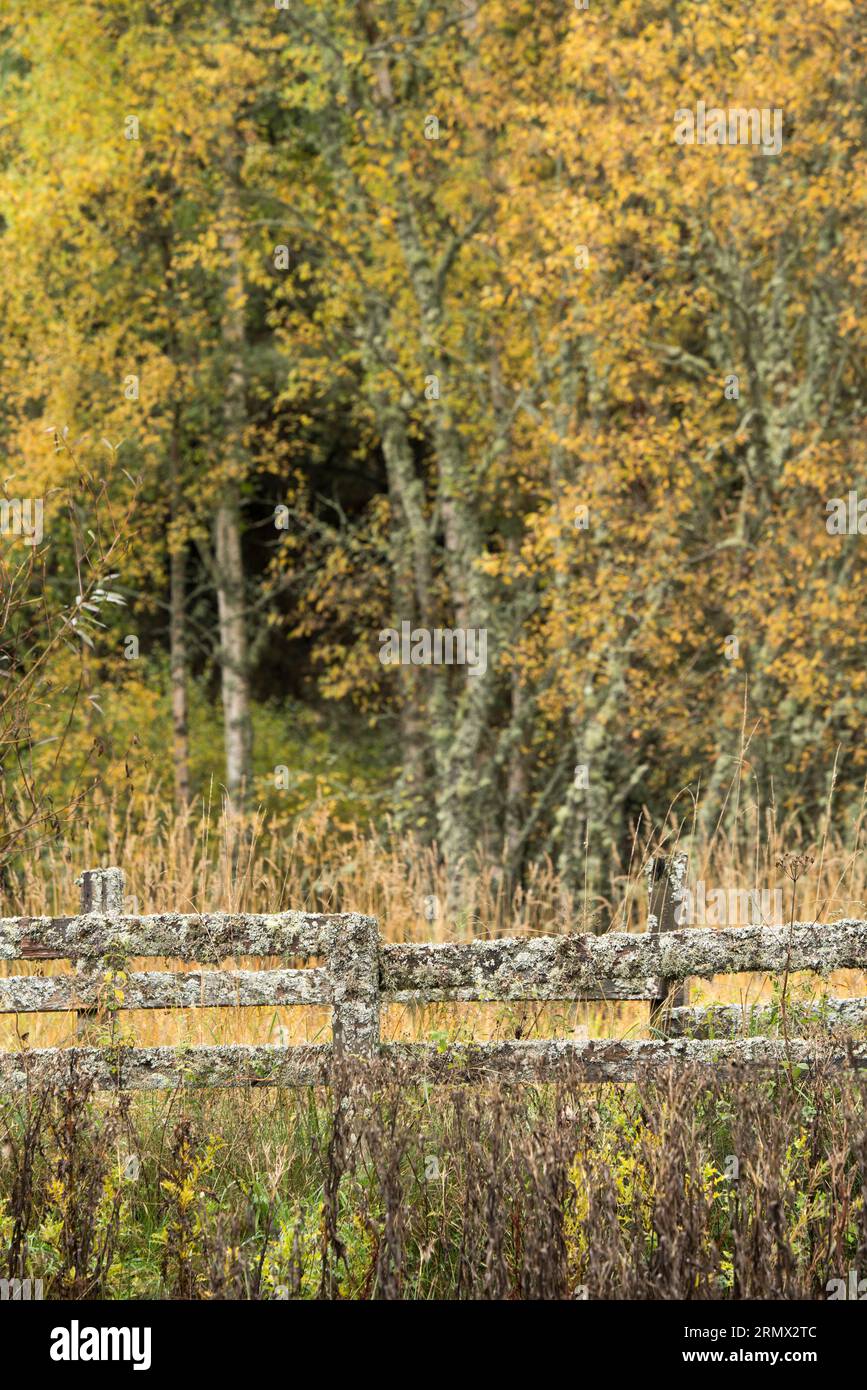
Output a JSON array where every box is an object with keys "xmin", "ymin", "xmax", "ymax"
[{"xmin": 7, "ymin": 778, "xmax": 867, "ymax": 929}]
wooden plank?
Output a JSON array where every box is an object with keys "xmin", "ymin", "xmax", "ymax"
[
  {"xmin": 0, "ymin": 1044, "xmax": 331, "ymax": 1091},
  {"xmin": 380, "ymin": 921, "xmax": 867, "ymax": 999},
  {"xmin": 667, "ymin": 994, "xmax": 867, "ymax": 1039},
  {"xmin": 646, "ymin": 852, "xmax": 688, "ymax": 1028},
  {"xmin": 326, "ymin": 911, "xmax": 380, "ymax": 1054},
  {"xmin": 0, "ymin": 911, "xmax": 373, "ymax": 962},
  {"xmin": 2, "ymin": 1036, "xmax": 866, "ymax": 1090},
  {"xmin": 387, "ymin": 1038, "xmax": 867, "ymax": 1082},
  {"xmin": 75, "ymin": 868, "xmax": 125, "ymax": 1042},
  {"xmin": 0, "ymin": 967, "xmax": 330, "ymax": 1014},
  {"xmin": 385, "ymin": 979, "xmax": 663, "ymax": 1003},
  {"xmin": 381, "ymin": 939, "xmax": 664, "ymax": 1001},
  {"xmin": 5, "ymin": 916, "xmax": 866, "ymax": 984}
]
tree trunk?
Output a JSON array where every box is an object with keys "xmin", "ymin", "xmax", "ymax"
[
  {"xmin": 503, "ymin": 665, "xmax": 527, "ymax": 872},
  {"xmin": 214, "ymin": 494, "xmax": 251, "ymax": 805},
  {"xmin": 168, "ymin": 414, "xmax": 190, "ymax": 808},
  {"xmin": 393, "ymin": 207, "xmax": 497, "ymax": 887},
  {"xmin": 216, "ymin": 165, "xmax": 253, "ymax": 805},
  {"xmin": 160, "ymin": 228, "xmax": 192, "ymax": 811},
  {"xmin": 169, "ymin": 543, "xmax": 190, "ymax": 808},
  {"xmin": 379, "ymin": 397, "xmax": 433, "ymax": 819}
]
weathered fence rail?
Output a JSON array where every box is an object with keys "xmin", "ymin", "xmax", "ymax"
[
  {"xmin": 3, "ymin": 1037, "xmax": 867, "ymax": 1093},
  {"xmin": 379, "ymin": 922, "xmax": 867, "ymax": 999},
  {"xmin": 0, "ymin": 862, "xmax": 865, "ymax": 1090},
  {"xmin": 666, "ymin": 994, "xmax": 867, "ymax": 1039}
]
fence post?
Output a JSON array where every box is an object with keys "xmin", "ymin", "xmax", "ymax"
[
  {"xmin": 327, "ymin": 914, "xmax": 380, "ymax": 1058},
  {"xmin": 646, "ymin": 852, "xmax": 688, "ymax": 1034},
  {"xmin": 77, "ymin": 867, "xmax": 125, "ymax": 916},
  {"xmin": 75, "ymin": 867, "xmax": 125, "ymax": 1041}
]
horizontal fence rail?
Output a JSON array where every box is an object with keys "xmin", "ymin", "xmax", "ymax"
[
  {"xmin": 0, "ymin": 968, "xmax": 331, "ymax": 1014},
  {"xmin": 0, "ymin": 862, "xmax": 865, "ymax": 1089},
  {"xmin": 2, "ymin": 1038, "xmax": 867, "ymax": 1093},
  {"xmin": 0, "ymin": 912, "xmax": 360, "ymax": 962},
  {"xmin": 667, "ymin": 994, "xmax": 867, "ymax": 1039},
  {"xmin": 379, "ymin": 922, "xmax": 867, "ymax": 1000}
]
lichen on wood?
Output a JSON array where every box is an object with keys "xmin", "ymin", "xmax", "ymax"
[
  {"xmin": 327, "ymin": 912, "xmax": 380, "ymax": 1053},
  {"xmin": 667, "ymin": 994, "xmax": 867, "ymax": 1039},
  {"xmin": 0, "ymin": 911, "xmax": 372, "ymax": 963},
  {"xmin": 1, "ymin": 884, "xmax": 865, "ymax": 1091},
  {"xmin": 0, "ymin": 1044, "xmax": 332, "ymax": 1091},
  {"xmin": 0, "ymin": 966, "xmax": 330, "ymax": 1014},
  {"xmin": 383, "ymin": 1037, "xmax": 867, "ymax": 1082},
  {"xmin": 1, "ymin": 1036, "xmax": 865, "ymax": 1091},
  {"xmin": 380, "ymin": 922, "xmax": 867, "ymax": 999}
]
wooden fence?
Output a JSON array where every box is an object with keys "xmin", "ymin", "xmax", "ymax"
[{"xmin": 1, "ymin": 859, "xmax": 866, "ymax": 1090}]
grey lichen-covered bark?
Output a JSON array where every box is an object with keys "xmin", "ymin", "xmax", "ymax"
[
  {"xmin": 0, "ymin": 911, "xmax": 371, "ymax": 963},
  {"xmin": 379, "ymin": 921, "xmax": 867, "ymax": 1000},
  {"xmin": 386, "ymin": 1038, "xmax": 867, "ymax": 1082},
  {"xmin": 170, "ymin": 536, "xmax": 191, "ymax": 809},
  {"xmin": 0, "ymin": 967, "xmax": 330, "ymax": 1014},
  {"xmin": 76, "ymin": 869, "xmax": 125, "ymax": 914},
  {"xmin": 0, "ymin": 1044, "xmax": 332, "ymax": 1092},
  {"xmin": 74, "ymin": 869, "xmax": 127, "ymax": 1041},
  {"xmin": 667, "ymin": 994, "xmax": 867, "ymax": 1039},
  {"xmin": 379, "ymin": 396, "xmax": 433, "ymax": 819},
  {"xmin": 213, "ymin": 489, "xmax": 252, "ymax": 805},
  {"xmin": 2, "ymin": 1036, "xmax": 865, "ymax": 1092},
  {"xmin": 213, "ymin": 156, "xmax": 253, "ymax": 804},
  {"xmin": 327, "ymin": 912, "xmax": 380, "ymax": 1054},
  {"xmin": 390, "ymin": 158, "xmax": 497, "ymax": 888},
  {"xmin": 646, "ymin": 852, "xmax": 689, "ymax": 1024}
]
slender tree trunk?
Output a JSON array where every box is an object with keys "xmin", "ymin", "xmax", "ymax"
[
  {"xmin": 169, "ymin": 543, "xmax": 190, "ymax": 808},
  {"xmin": 380, "ymin": 402, "xmax": 432, "ymax": 616},
  {"xmin": 380, "ymin": 401, "xmax": 432, "ymax": 820},
  {"xmin": 395, "ymin": 633, "xmax": 429, "ymax": 821},
  {"xmin": 168, "ymin": 413, "xmax": 190, "ymax": 808},
  {"xmin": 216, "ymin": 164, "xmax": 253, "ymax": 805},
  {"xmin": 392, "ymin": 207, "xmax": 497, "ymax": 887},
  {"xmin": 214, "ymin": 497, "xmax": 251, "ymax": 803},
  {"xmin": 503, "ymin": 665, "xmax": 527, "ymax": 871},
  {"xmin": 160, "ymin": 231, "xmax": 191, "ymax": 809}
]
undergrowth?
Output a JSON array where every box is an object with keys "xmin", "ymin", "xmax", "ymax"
[{"xmin": 1, "ymin": 1059, "xmax": 865, "ymax": 1300}]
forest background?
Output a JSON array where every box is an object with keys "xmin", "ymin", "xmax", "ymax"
[{"xmin": 1, "ymin": 0, "xmax": 865, "ymax": 925}]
